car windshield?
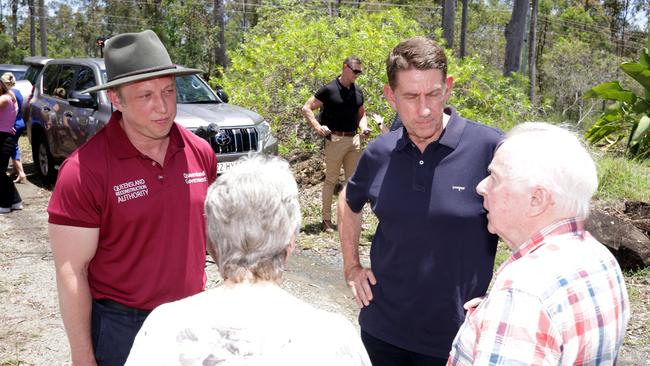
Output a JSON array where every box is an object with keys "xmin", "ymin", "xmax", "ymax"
[
  {"xmin": 97, "ymin": 70, "xmax": 218, "ymax": 103},
  {"xmin": 0, "ymin": 69, "xmax": 26, "ymax": 80},
  {"xmin": 175, "ymin": 74, "xmax": 219, "ymax": 104}
]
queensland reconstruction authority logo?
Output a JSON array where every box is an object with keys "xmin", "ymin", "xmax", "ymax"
[
  {"xmin": 214, "ymin": 131, "xmax": 231, "ymax": 146},
  {"xmin": 114, "ymin": 179, "xmax": 148, "ymax": 203}
]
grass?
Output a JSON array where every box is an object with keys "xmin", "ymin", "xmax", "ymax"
[{"xmin": 595, "ymin": 154, "xmax": 650, "ymax": 202}]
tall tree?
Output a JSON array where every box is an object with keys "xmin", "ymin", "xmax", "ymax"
[
  {"xmin": 10, "ymin": 0, "xmax": 19, "ymax": 46},
  {"xmin": 28, "ymin": 0, "xmax": 35, "ymax": 55},
  {"xmin": 529, "ymin": 0, "xmax": 538, "ymax": 103},
  {"xmin": 459, "ymin": 0, "xmax": 468, "ymax": 58},
  {"xmin": 503, "ymin": 0, "xmax": 529, "ymax": 76},
  {"xmin": 38, "ymin": 0, "xmax": 46, "ymax": 56},
  {"xmin": 442, "ymin": 0, "xmax": 456, "ymax": 48},
  {"xmin": 213, "ymin": 0, "xmax": 228, "ymax": 69}
]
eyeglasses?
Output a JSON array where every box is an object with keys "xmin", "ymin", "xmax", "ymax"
[{"xmin": 347, "ymin": 64, "xmax": 363, "ymax": 75}]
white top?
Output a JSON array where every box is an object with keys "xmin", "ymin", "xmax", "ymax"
[{"xmin": 125, "ymin": 282, "xmax": 371, "ymax": 366}]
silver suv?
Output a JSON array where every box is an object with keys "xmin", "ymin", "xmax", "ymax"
[{"xmin": 27, "ymin": 58, "xmax": 277, "ymax": 183}]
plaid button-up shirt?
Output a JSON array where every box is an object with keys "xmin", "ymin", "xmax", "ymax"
[{"xmin": 448, "ymin": 218, "xmax": 630, "ymax": 365}]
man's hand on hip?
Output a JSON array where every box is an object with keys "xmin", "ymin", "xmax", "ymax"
[
  {"xmin": 318, "ymin": 125, "xmax": 332, "ymax": 137},
  {"xmin": 360, "ymin": 127, "xmax": 371, "ymax": 138},
  {"xmin": 345, "ymin": 264, "xmax": 377, "ymax": 308}
]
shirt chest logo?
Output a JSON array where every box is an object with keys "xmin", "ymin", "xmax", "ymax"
[
  {"xmin": 183, "ymin": 170, "xmax": 207, "ymax": 184},
  {"xmin": 113, "ymin": 179, "xmax": 149, "ymax": 204}
]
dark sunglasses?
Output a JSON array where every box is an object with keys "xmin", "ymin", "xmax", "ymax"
[{"xmin": 347, "ymin": 64, "xmax": 363, "ymax": 75}]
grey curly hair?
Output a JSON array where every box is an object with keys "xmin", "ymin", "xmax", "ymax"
[{"xmin": 204, "ymin": 154, "xmax": 301, "ymax": 283}]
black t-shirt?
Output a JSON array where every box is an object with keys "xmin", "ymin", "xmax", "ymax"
[{"xmin": 314, "ymin": 77, "xmax": 364, "ymax": 132}]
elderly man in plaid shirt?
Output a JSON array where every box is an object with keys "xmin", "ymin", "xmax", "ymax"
[{"xmin": 447, "ymin": 122, "xmax": 630, "ymax": 365}]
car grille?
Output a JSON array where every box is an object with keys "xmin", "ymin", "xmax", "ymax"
[{"xmin": 207, "ymin": 127, "xmax": 259, "ymax": 154}]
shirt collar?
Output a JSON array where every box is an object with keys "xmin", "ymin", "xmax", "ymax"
[
  {"xmin": 107, "ymin": 110, "xmax": 185, "ymax": 160},
  {"xmin": 395, "ymin": 106, "xmax": 465, "ymax": 151},
  {"xmin": 496, "ymin": 217, "xmax": 586, "ymax": 276},
  {"xmin": 335, "ymin": 76, "xmax": 354, "ymax": 91}
]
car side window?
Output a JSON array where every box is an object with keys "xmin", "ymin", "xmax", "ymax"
[
  {"xmin": 24, "ymin": 67, "xmax": 40, "ymax": 85},
  {"xmin": 42, "ymin": 65, "xmax": 61, "ymax": 97},
  {"xmin": 52, "ymin": 66, "xmax": 76, "ymax": 99},
  {"xmin": 75, "ymin": 67, "xmax": 97, "ymax": 92}
]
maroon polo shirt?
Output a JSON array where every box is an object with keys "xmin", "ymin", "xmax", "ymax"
[{"xmin": 48, "ymin": 111, "xmax": 217, "ymax": 310}]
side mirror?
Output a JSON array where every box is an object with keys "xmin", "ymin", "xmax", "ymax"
[
  {"xmin": 68, "ymin": 91, "xmax": 97, "ymax": 109},
  {"xmin": 216, "ymin": 89, "xmax": 229, "ymax": 103}
]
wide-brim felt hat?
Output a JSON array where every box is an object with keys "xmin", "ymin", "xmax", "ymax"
[{"xmin": 82, "ymin": 29, "xmax": 202, "ymax": 93}]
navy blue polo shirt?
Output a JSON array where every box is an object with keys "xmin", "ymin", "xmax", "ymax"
[{"xmin": 346, "ymin": 107, "xmax": 502, "ymax": 358}]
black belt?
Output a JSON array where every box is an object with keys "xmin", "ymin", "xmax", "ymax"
[{"xmin": 95, "ymin": 298, "xmax": 152, "ymax": 315}]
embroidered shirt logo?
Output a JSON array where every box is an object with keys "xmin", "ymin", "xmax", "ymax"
[
  {"xmin": 114, "ymin": 179, "xmax": 149, "ymax": 203},
  {"xmin": 184, "ymin": 171, "xmax": 207, "ymax": 184},
  {"xmin": 452, "ymin": 186, "xmax": 466, "ymax": 192}
]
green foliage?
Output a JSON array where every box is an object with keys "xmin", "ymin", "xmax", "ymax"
[
  {"xmin": 540, "ymin": 37, "xmax": 623, "ymax": 123},
  {"xmin": 585, "ymin": 34, "xmax": 650, "ymax": 159},
  {"xmin": 0, "ymin": 33, "xmax": 24, "ymax": 64},
  {"xmin": 450, "ymin": 55, "xmax": 532, "ymax": 132},
  {"xmin": 221, "ymin": 6, "xmax": 533, "ymax": 152},
  {"xmin": 162, "ymin": 0, "xmax": 218, "ymax": 74},
  {"xmin": 595, "ymin": 154, "xmax": 650, "ymax": 201},
  {"xmin": 219, "ymin": 6, "xmax": 423, "ymax": 152}
]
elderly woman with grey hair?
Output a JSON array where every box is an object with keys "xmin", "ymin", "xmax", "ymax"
[{"xmin": 126, "ymin": 154, "xmax": 370, "ymax": 366}]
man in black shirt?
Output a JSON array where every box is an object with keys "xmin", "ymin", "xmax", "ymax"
[{"xmin": 302, "ymin": 56, "xmax": 370, "ymax": 232}]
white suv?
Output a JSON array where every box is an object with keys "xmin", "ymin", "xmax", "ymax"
[{"xmin": 27, "ymin": 58, "xmax": 277, "ymax": 183}]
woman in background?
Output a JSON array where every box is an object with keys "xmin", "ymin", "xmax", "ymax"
[
  {"xmin": 0, "ymin": 79, "xmax": 23, "ymax": 213},
  {"xmin": 0, "ymin": 73, "xmax": 26, "ymax": 183}
]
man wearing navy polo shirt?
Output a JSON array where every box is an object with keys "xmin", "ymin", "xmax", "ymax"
[{"xmin": 338, "ymin": 37, "xmax": 502, "ymax": 365}]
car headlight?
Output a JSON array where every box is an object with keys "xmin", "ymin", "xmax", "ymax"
[{"xmin": 257, "ymin": 120, "xmax": 271, "ymax": 139}]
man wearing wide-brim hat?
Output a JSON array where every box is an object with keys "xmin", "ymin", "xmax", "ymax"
[{"xmin": 48, "ymin": 29, "xmax": 218, "ymax": 366}]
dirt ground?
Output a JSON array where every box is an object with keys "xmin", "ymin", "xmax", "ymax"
[{"xmin": 0, "ymin": 150, "xmax": 649, "ymax": 365}]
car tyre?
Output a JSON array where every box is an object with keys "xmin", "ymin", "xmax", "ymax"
[{"xmin": 33, "ymin": 133, "xmax": 56, "ymax": 184}]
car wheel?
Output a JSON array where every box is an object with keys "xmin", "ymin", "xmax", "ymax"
[{"xmin": 33, "ymin": 134, "xmax": 56, "ymax": 184}]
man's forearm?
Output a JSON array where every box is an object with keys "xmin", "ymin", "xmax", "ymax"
[
  {"xmin": 301, "ymin": 106, "xmax": 321, "ymax": 131},
  {"xmin": 338, "ymin": 188, "xmax": 363, "ymax": 275},
  {"xmin": 56, "ymin": 268, "xmax": 96, "ymax": 365}
]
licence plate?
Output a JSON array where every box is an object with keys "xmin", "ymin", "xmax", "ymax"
[{"xmin": 217, "ymin": 160, "xmax": 240, "ymax": 174}]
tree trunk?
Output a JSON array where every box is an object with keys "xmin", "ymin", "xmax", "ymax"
[
  {"xmin": 250, "ymin": 0, "xmax": 259, "ymax": 27},
  {"xmin": 11, "ymin": 0, "xmax": 18, "ymax": 46},
  {"xmin": 38, "ymin": 0, "xmax": 46, "ymax": 56},
  {"xmin": 442, "ymin": 0, "xmax": 455, "ymax": 49},
  {"xmin": 459, "ymin": 0, "xmax": 468, "ymax": 59},
  {"xmin": 503, "ymin": 0, "xmax": 529, "ymax": 76},
  {"xmin": 242, "ymin": 0, "xmax": 247, "ymax": 30},
  {"xmin": 528, "ymin": 0, "xmax": 538, "ymax": 104},
  {"xmin": 28, "ymin": 0, "xmax": 35, "ymax": 56},
  {"xmin": 213, "ymin": 0, "xmax": 228, "ymax": 70}
]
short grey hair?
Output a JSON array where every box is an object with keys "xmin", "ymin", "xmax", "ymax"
[
  {"xmin": 498, "ymin": 122, "xmax": 598, "ymax": 219},
  {"xmin": 204, "ymin": 154, "xmax": 301, "ymax": 283}
]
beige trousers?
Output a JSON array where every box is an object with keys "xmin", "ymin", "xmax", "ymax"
[{"xmin": 322, "ymin": 134, "xmax": 361, "ymax": 221}]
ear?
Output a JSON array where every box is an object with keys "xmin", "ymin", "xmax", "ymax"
[
  {"xmin": 107, "ymin": 89, "xmax": 124, "ymax": 111},
  {"xmin": 383, "ymin": 84, "xmax": 398, "ymax": 112},
  {"xmin": 443, "ymin": 76, "xmax": 454, "ymax": 101},
  {"xmin": 528, "ymin": 186, "xmax": 552, "ymax": 217},
  {"xmin": 285, "ymin": 233, "xmax": 297, "ymax": 260}
]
